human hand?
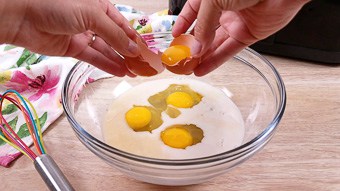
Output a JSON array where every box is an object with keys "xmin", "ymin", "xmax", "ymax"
[
  {"xmin": 172, "ymin": 0, "xmax": 310, "ymax": 76},
  {"xmin": 0, "ymin": 0, "xmax": 140, "ymax": 77}
]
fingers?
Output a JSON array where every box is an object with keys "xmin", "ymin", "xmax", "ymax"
[
  {"xmin": 72, "ymin": 1, "xmax": 141, "ymax": 77},
  {"xmin": 89, "ymin": 34, "xmax": 136, "ymax": 77},
  {"xmin": 202, "ymin": 26, "xmax": 230, "ymax": 58},
  {"xmin": 77, "ymin": 47, "xmax": 127, "ymax": 77},
  {"xmin": 172, "ymin": 0, "xmax": 201, "ymax": 37},
  {"xmin": 194, "ymin": 1, "xmax": 223, "ymax": 55},
  {"xmin": 176, "ymin": 0, "xmax": 264, "ymax": 57},
  {"xmin": 65, "ymin": 32, "xmax": 129, "ymax": 77},
  {"xmin": 89, "ymin": 34, "xmax": 124, "ymax": 64},
  {"xmin": 103, "ymin": 2, "xmax": 139, "ymax": 41},
  {"xmin": 79, "ymin": 51, "xmax": 124, "ymax": 76},
  {"xmin": 85, "ymin": 0, "xmax": 140, "ymax": 58},
  {"xmin": 194, "ymin": 36, "xmax": 247, "ymax": 76},
  {"xmin": 82, "ymin": 1, "xmax": 139, "ymax": 76},
  {"xmin": 92, "ymin": 11, "xmax": 140, "ymax": 57}
]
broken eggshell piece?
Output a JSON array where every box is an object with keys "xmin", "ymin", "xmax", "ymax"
[{"xmin": 125, "ymin": 37, "xmax": 165, "ymax": 76}]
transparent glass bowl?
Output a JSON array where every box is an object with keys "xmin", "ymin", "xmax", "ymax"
[{"xmin": 62, "ymin": 32, "xmax": 286, "ymax": 186}]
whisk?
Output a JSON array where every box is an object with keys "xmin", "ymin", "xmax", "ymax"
[{"xmin": 0, "ymin": 90, "xmax": 74, "ymax": 191}]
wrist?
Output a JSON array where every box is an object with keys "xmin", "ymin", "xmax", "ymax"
[{"xmin": 0, "ymin": 0, "xmax": 30, "ymax": 44}]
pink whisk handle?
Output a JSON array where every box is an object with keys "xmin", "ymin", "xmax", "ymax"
[{"xmin": 34, "ymin": 154, "xmax": 74, "ymax": 191}]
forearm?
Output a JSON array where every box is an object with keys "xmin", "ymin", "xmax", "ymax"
[{"xmin": 0, "ymin": 0, "xmax": 29, "ymax": 44}]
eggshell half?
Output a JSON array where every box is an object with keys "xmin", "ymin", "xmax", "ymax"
[
  {"xmin": 125, "ymin": 38, "xmax": 165, "ymax": 76},
  {"xmin": 163, "ymin": 34, "xmax": 200, "ymax": 75},
  {"xmin": 169, "ymin": 34, "xmax": 197, "ymax": 47},
  {"xmin": 165, "ymin": 57, "xmax": 199, "ymax": 75}
]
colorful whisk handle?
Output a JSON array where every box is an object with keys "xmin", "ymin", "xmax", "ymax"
[{"xmin": 34, "ymin": 154, "xmax": 74, "ymax": 191}]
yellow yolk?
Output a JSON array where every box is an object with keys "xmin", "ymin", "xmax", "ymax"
[
  {"xmin": 161, "ymin": 45, "xmax": 191, "ymax": 66},
  {"xmin": 161, "ymin": 127, "xmax": 193, "ymax": 149},
  {"xmin": 125, "ymin": 107, "xmax": 152, "ymax": 130},
  {"xmin": 166, "ymin": 92, "xmax": 194, "ymax": 108}
]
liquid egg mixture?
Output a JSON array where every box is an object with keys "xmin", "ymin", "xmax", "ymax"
[{"xmin": 103, "ymin": 79, "xmax": 245, "ymax": 159}]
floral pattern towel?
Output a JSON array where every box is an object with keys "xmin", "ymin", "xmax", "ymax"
[{"xmin": 0, "ymin": 5, "xmax": 177, "ymax": 167}]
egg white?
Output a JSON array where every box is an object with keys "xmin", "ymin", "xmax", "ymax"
[{"xmin": 103, "ymin": 78, "xmax": 245, "ymax": 159}]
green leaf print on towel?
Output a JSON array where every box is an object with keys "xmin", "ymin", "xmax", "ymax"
[
  {"xmin": 16, "ymin": 49, "xmax": 32, "ymax": 67},
  {"xmin": 0, "ymin": 116, "xmax": 18, "ymax": 146},
  {"xmin": 2, "ymin": 104, "xmax": 18, "ymax": 115},
  {"xmin": 17, "ymin": 112, "xmax": 47, "ymax": 139},
  {"xmin": 4, "ymin": 45, "xmax": 16, "ymax": 51}
]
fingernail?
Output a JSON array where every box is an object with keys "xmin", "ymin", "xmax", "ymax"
[
  {"xmin": 127, "ymin": 25, "xmax": 138, "ymax": 36},
  {"xmin": 191, "ymin": 39, "xmax": 202, "ymax": 57},
  {"xmin": 127, "ymin": 39, "xmax": 140, "ymax": 56},
  {"xmin": 131, "ymin": 28, "xmax": 145, "ymax": 45},
  {"xmin": 127, "ymin": 25, "xmax": 136, "ymax": 32},
  {"xmin": 194, "ymin": 67, "xmax": 205, "ymax": 76}
]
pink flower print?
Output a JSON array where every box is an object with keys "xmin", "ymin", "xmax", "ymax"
[
  {"xmin": 138, "ymin": 17, "xmax": 148, "ymax": 26},
  {"xmin": 28, "ymin": 75, "xmax": 46, "ymax": 88},
  {"xmin": 5, "ymin": 66, "xmax": 60, "ymax": 101}
]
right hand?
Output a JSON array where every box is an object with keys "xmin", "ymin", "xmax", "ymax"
[{"xmin": 172, "ymin": 0, "xmax": 310, "ymax": 76}]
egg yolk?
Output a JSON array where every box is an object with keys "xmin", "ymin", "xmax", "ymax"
[
  {"xmin": 125, "ymin": 107, "xmax": 152, "ymax": 130},
  {"xmin": 166, "ymin": 92, "xmax": 194, "ymax": 108},
  {"xmin": 161, "ymin": 45, "xmax": 191, "ymax": 66},
  {"xmin": 161, "ymin": 127, "xmax": 193, "ymax": 149}
]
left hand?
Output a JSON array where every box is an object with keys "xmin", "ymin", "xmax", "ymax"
[{"xmin": 0, "ymin": 0, "xmax": 141, "ymax": 77}]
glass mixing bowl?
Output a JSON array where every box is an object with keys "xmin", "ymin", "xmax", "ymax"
[{"xmin": 62, "ymin": 32, "xmax": 286, "ymax": 186}]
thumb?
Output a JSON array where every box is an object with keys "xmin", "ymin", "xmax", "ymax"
[
  {"xmin": 193, "ymin": 0, "xmax": 222, "ymax": 56},
  {"xmin": 194, "ymin": 0, "xmax": 262, "ymax": 56}
]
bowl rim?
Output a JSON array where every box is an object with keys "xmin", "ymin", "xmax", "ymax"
[{"xmin": 62, "ymin": 46, "xmax": 286, "ymax": 166}]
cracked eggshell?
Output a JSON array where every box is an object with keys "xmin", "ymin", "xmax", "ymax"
[
  {"xmin": 125, "ymin": 38, "xmax": 165, "ymax": 77},
  {"xmin": 164, "ymin": 34, "xmax": 200, "ymax": 75},
  {"xmin": 165, "ymin": 57, "xmax": 199, "ymax": 75}
]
